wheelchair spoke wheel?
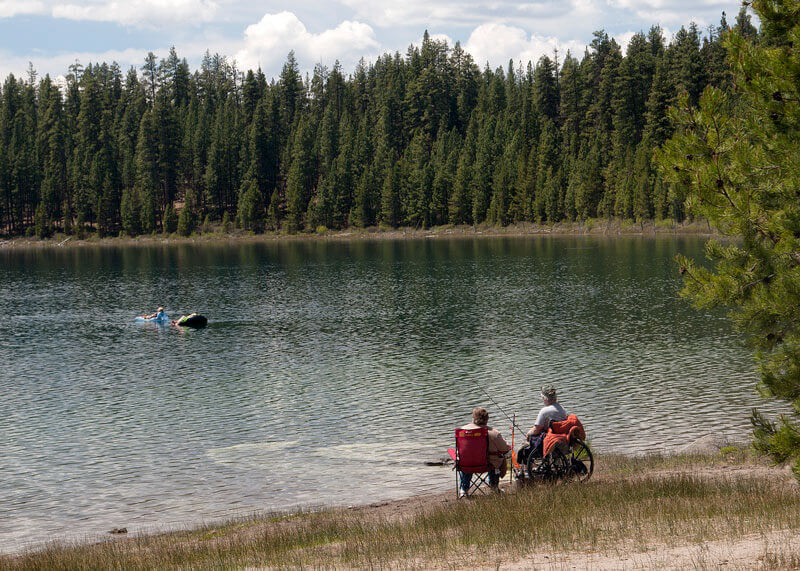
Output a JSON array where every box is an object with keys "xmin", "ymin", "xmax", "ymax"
[
  {"xmin": 566, "ymin": 440, "xmax": 594, "ymax": 483},
  {"xmin": 548, "ymin": 448, "xmax": 572, "ymax": 481},
  {"xmin": 526, "ymin": 449, "xmax": 561, "ymax": 482}
]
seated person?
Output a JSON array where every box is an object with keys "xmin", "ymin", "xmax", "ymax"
[
  {"xmin": 518, "ymin": 385, "xmax": 567, "ymax": 463},
  {"xmin": 144, "ymin": 306, "xmax": 167, "ymax": 320},
  {"xmin": 459, "ymin": 407, "xmax": 510, "ymax": 497},
  {"xmin": 172, "ymin": 312, "xmax": 197, "ymax": 326}
]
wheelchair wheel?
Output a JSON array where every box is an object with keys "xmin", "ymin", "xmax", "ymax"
[
  {"xmin": 526, "ymin": 448, "xmax": 563, "ymax": 482},
  {"xmin": 565, "ymin": 439, "xmax": 594, "ymax": 483}
]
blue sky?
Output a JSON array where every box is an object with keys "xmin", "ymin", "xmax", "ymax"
[{"xmin": 0, "ymin": 0, "xmax": 744, "ymax": 81}]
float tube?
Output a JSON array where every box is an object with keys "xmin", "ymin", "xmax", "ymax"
[
  {"xmin": 174, "ymin": 313, "xmax": 208, "ymax": 328},
  {"xmin": 136, "ymin": 315, "xmax": 169, "ymax": 323}
]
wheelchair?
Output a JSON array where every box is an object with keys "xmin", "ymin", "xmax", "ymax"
[{"xmin": 514, "ymin": 437, "xmax": 594, "ymax": 484}]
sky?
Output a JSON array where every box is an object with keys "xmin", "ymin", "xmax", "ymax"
[{"xmin": 0, "ymin": 0, "xmax": 745, "ymax": 82}]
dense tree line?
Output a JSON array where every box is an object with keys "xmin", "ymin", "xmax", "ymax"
[{"xmin": 0, "ymin": 10, "xmax": 758, "ymax": 238}]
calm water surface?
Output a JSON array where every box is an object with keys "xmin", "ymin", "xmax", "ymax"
[{"xmin": 0, "ymin": 236, "xmax": 774, "ymax": 551}]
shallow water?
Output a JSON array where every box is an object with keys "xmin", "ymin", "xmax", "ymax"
[{"xmin": 0, "ymin": 236, "xmax": 775, "ymax": 551}]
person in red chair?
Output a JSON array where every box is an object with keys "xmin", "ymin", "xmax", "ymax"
[
  {"xmin": 524, "ymin": 385, "xmax": 567, "ymax": 460},
  {"xmin": 459, "ymin": 407, "xmax": 510, "ymax": 497}
]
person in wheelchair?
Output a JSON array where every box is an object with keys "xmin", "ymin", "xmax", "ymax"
[
  {"xmin": 517, "ymin": 385, "xmax": 567, "ymax": 465},
  {"xmin": 459, "ymin": 407, "xmax": 510, "ymax": 496}
]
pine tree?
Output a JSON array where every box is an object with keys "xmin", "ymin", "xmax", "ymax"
[
  {"xmin": 379, "ymin": 151, "xmax": 401, "ymax": 227},
  {"xmin": 471, "ymin": 116, "xmax": 496, "ymax": 224},
  {"xmin": 236, "ymin": 98, "xmax": 274, "ymax": 231},
  {"xmin": 279, "ymin": 51, "xmax": 304, "ymax": 129},
  {"xmin": 135, "ymin": 109, "xmax": 159, "ymax": 233},
  {"xmin": 449, "ymin": 120, "xmax": 476, "ymax": 225},
  {"xmin": 658, "ymin": 1, "xmax": 800, "ymax": 480},
  {"xmin": 177, "ymin": 188, "xmax": 199, "ymax": 237},
  {"xmin": 631, "ymin": 138, "xmax": 653, "ymax": 221},
  {"xmin": 38, "ymin": 86, "xmax": 66, "ymax": 234},
  {"xmin": 285, "ymin": 116, "xmax": 315, "ymax": 230},
  {"xmin": 533, "ymin": 119, "xmax": 559, "ymax": 221},
  {"xmin": 142, "ymin": 52, "xmax": 158, "ymax": 106},
  {"xmin": 72, "ymin": 72, "xmax": 104, "ymax": 230},
  {"xmin": 121, "ymin": 186, "xmax": 141, "ymax": 235},
  {"xmin": 0, "ymin": 12, "xmax": 755, "ymax": 237},
  {"xmin": 163, "ymin": 202, "xmax": 177, "ymax": 234}
]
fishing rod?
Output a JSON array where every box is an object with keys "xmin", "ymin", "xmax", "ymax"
[{"xmin": 467, "ymin": 377, "xmax": 527, "ymax": 435}]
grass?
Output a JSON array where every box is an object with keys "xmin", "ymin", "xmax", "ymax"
[
  {"xmin": 2, "ymin": 452, "xmax": 798, "ymax": 569},
  {"xmin": 598, "ymin": 446, "xmax": 756, "ymax": 474},
  {"xmin": 4, "ymin": 219, "xmax": 721, "ymax": 250}
]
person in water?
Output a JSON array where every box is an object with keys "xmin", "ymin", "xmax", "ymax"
[
  {"xmin": 171, "ymin": 312, "xmax": 197, "ymax": 326},
  {"xmin": 144, "ymin": 307, "xmax": 167, "ymax": 320},
  {"xmin": 459, "ymin": 407, "xmax": 510, "ymax": 497},
  {"xmin": 525, "ymin": 385, "xmax": 568, "ymax": 459}
]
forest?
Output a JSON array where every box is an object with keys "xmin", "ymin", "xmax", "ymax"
[{"xmin": 0, "ymin": 9, "xmax": 758, "ymax": 237}]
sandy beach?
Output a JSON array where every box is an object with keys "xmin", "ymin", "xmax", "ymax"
[{"xmin": 3, "ymin": 447, "xmax": 798, "ymax": 569}]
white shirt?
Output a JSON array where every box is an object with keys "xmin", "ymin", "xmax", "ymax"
[{"xmin": 534, "ymin": 403, "xmax": 567, "ymax": 429}]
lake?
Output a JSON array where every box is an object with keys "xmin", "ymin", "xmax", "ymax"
[{"xmin": 0, "ymin": 236, "xmax": 773, "ymax": 551}]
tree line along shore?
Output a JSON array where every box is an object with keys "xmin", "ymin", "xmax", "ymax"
[
  {"xmin": 0, "ymin": 9, "xmax": 757, "ymax": 240},
  {"xmin": 0, "ymin": 219, "xmax": 720, "ymax": 250}
]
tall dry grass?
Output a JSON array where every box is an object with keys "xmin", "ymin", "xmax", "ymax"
[{"xmin": 2, "ymin": 454, "xmax": 798, "ymax": 569}]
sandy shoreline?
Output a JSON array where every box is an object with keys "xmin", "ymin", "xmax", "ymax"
[
  {"xmin": 4, "ymin": 451, "xmax": 798, "ymax": 569},
  {"xmin": 0, "ymin": 220, "xmax": 716, "ymax": 250}
]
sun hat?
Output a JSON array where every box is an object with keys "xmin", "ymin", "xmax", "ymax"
[{"xmin": 541, "ymin": 385, "xmax": 557, "ymax": 400}]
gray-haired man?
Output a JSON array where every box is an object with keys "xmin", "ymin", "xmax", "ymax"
[{"xmin": 525, "ymin": 385, "xmax": 568, "ymax": 458}]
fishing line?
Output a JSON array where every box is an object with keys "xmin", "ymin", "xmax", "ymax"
[{"xmin": 466, "ymin": 377, "xmax": 526, "ymax": 434}]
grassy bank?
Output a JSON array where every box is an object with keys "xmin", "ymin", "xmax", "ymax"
[
  {"xmin": 3, "ymin": 451, "xmax": 798, "ymax": 569},
  {"xmin": 0, "ymin": 219, "xmax": 716, "ymax": 250}
]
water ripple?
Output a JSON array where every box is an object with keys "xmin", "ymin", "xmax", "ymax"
[{"xmin": 0, "ymin": 236, "xmax": 785, "ymax": 552}]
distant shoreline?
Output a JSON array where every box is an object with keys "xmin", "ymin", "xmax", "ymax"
[{"xmin": 0, "ymin": 219, "xmax": 717, "ymax": 250}]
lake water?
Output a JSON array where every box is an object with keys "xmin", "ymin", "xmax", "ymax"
[{"xmin": 0, "ymin": 236, "xmax": 775, "ymax": 551}]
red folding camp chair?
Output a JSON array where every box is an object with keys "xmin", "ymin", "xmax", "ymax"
[{"xmin": 447, "ymin": 427, "xmax": 494, "ymax": 498}]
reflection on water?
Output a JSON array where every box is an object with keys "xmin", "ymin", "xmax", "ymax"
[{"xmin": 0, "ymin": 236, "xmax": 774, "ymax": 551}]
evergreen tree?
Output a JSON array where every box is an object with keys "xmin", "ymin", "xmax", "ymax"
[
  {"xmin": 380, "ymin": 151, "xmax": 401, "ymax": 227},
  {"xmin": 449, "ymin": 121, "xmax": 476, "ymax": 224},
  {"xmin": 471, "ymin": 116, "xmax": 496, "ymax": 224},
  {"xmin": 135, "ymin": 109, "xmax": 159, "ymax": 233},
  {"xmin": 38, "ymin": 86, "xmax": 66, "ymax": 235},
  {"xmin": 0, "ymin": 12, "xmax": 755, "ymax": 238},
  {"xmin": 236, "ymin": 98, "xmax": 274, "ymax": 231},
  {"xmin": 658, "ymin": 1, "xmax": 800, "ymax": 480},
  {"xmin": 285, "ymin": 116, "xmax": 316, "ymax": 230},
  {"xmin": 163, "ymin": 202, "xmax": 177, "ymax": 234}
]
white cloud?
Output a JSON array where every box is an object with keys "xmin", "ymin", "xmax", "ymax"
[
  {"xmin": 51, "ymin": 0, "xmax": 219, "ymax": 26},
  {"xmin": 234, "ymin": 12, "xmax": 379, "ymax": 74},
  {"xmin": 0, "ymin": 0, "xmax": 743, "ymax": 82},
  {"xmin": 428, "ymin": 33, "xmax": 454, "ymax": 46},
  {"xmin": 0, "ymin": 0, "xmax": 45, "ymax": 18},
  {"xmin": 605, "ymin": 0, "xmax": 728, "ymax": 25},
  {"xmin": 464, "ymin": 23, "xmax": 585, "ymax": 69},
  {"xmin": 614, "ymin": 30, "xmax": 637, "ymax": 53},
  {"xmin": 339, "ymin": 0, "xmax": 581, "ymax": 27},
  {"xmin": 0, "ymin": 47, "xmax": 151, "ymax": 81}
]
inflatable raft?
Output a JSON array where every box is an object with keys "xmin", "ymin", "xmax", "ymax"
[
  {"xmin": 136, "ymin": 315, "xmax": 169, "ymax": 323},
  {"xmin": 174, "ymin": 313, "xmax": 208, "ymax": 328}
]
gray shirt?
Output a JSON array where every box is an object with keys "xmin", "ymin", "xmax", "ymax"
[{"xmin": 534, "ymin": 403, "xmax": 567, "ymax": 429}]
